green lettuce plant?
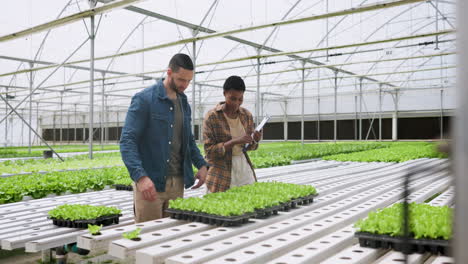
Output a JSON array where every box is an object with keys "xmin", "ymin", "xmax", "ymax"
[
  {"xmin": 88, "ymin": 224, "xmax": 103, "ymax": 235},
  {"xmin": 122, "ymin": 228, "xmax": 142, "ymax": 240},
  {"xmin": 169, "ymin": 182, "xmax": 317, "ymax": 217},
  {"xmin": 48, "ymin": 204, "xmax": 121, "ymax": 221},
  {"xmin": 355, "ymin": 202, "xmax": 452, "ymax": 240}
]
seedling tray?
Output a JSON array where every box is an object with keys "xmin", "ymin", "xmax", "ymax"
[
  {"xmin": 50, "ymin": 214, "xmax": 122, "ymax": 228},
  {"xmin": 167, "ymin": 194, "xmax": 317, "ymax": 225},
  {"xmin": 114, "ymin": 184, "xmax": 133, "ymax": 191},
  {"xmin": 166, "ymin": 208, "xmax": 255, "ymax": 226},
  {"xmin": 355, "ymin": 232, "xmax": 451, "ymax": 256}
]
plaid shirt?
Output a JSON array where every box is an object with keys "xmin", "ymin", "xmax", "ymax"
[{"xmin": 203, "ymin": 102, "xmax": 258, "ymax": 193}]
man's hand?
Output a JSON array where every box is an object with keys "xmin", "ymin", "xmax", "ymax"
[
  {"xmin": 136, "ymin": 176, "xmax": 157, "ymax": 201},
  {"xmin": 192, "ymin": 166, "xmax": 208, "ymax": 189}
]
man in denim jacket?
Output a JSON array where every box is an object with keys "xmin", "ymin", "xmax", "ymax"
[{"xmin": 120, "ymin": 53, "xmax": 208, "ymax": 222}]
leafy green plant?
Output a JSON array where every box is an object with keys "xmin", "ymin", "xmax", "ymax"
[
  {"xmin": 122, "ymin": 228, "xmax": 142, "ymax": 240},
  {"xmin": 88, "ymin": 224, "xmax": 103, "ymax": 235},
  {"xmin": 323, "ymin": 142, "xmax": 447, "ymax": 162},
  {"xmin": 169, "ymin": 182, "xmax": 317, "ymax": 217},
  {"xmin": 48, "ymin": 204, "xmax": 121, "ymax": 221},
  {"xmin": 355, "ymin": 203, "xmax": 452, "ymax": 240}
]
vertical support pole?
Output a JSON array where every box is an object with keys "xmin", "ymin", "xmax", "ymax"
[
  {"xmin": 354, "ymin": 94, "xmax": 358, "ymax": 141},
  {"xmin": 317, "ymin": 68, "xmax": 321, "ymax": 142},
  {"xmin": 29, "ymin": 62, "xmax": 33, "ymax": 152},
  {"xmin": 392, "ymin": 89, "xmax": 399, "ymax": 141},
  {"xmin": 198, "ymin": 84, "xmax": 203, "ymax": 143},
  {"xmin": 5, "ymin": 87, "xmax": 8, "ymax": 147},
  {"xmin": 440, "ymin": 89, "xmax": 444, "ymax": 139},
  {"xmin": 89, "ymin": 8, "xmax": 96, "ymax": 159},
  {"xmin": 82, "ymin": 115, "xmax": 86, "ymax": 144},
  {"xmin": 192, "ymin": 41, "xmax": 196, "ymax": 135},
  {"xmin": 60, "ymin": 91, "xmax": 63, "ymax": 146},
  {"xmin": 67, "ymin": 108, "xmax": 70, "ymax": 144},
  {"xmin": 36, "ymin": 102, "xmax": 39, "ymax": 145},
  {"xmin": 101, "ymin": 75, "xmax": 105, "ymax": 150},
  {"xmin": 359, "ymin": 78, "xmax": 363, "ymax": 141},
  {"xmin": 21, "ymin": 109, "xmax": 24, "ymax": 146},
  {"xmin": 53, "ymin": 112, "xmax": 56, "ymax": 146},
  {"xmin": 106, "ymin": 96, "xmax": 109, "ymax": 144},
  {"xmin": 38, "ymin": 117, "xmax": 42, "ymax": 146},
  {"xmin": 261, "ymin": 93, "xmax": 264, "ymax": 121},
  {"xmin": 117, "ymin": 110, "xmax": 120, "ymax": 141},
  {"xmin": 74, "ymin": 104, "xmax": 77, "ymax": 142},
  {"xmin": 334, "ymin": 71, "xmax": 338, "ymax": 142},
  {"xmin": 379, "ymin": 84, "xmax": 382, "ymax": 141},
  {"xmin": 301, "ymin": 61, "xmax": 305, "ymax": 146},
  {"xmin": 325, "ymin": 0, "xmax": 329, "ymax": 61},
  {"xmin": 435, "ymin": 0, "xmax": 439, "ymax": 50},
  {"xmin": 283, "ymin": 100, "xmax": 288, "ymax": 141},
  {"xmin": 256, "ymin": 55, "xmax": 261, "ymax": 125}
]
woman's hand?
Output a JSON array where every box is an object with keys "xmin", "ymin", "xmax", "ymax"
[
  {"xmin": 223, "ymin": 133, "xmax": 252, "ymax": 151},
  {"xmin": 253, "ymin": 130, "xmax": 262, "ymax": 142},
  {"xmin": 235, "ymin": 133, "xmax": 253, "ymax": 144}
]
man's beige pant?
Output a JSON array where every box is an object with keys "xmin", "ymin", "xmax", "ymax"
[{"xmin": 132, "ymin": 176, "xmax": 184, "ymax": 223}]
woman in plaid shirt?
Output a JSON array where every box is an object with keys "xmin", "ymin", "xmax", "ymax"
[{"xmin": 203, "ymin": 76, "xmax": 262, "ymax": 193}]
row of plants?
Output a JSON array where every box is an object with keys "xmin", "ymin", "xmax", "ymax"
[
  {"xmin": 354, "ymin": 202, "xmax": 452, "ymax": 240},
  {"xmin": 0, "ymin": 144, "xmax": 120, "ymax": 158},
  {"xmin": 322, "ymin": 142, "xmax": 447, "ymax": 162},
  {"xmin": 0, "ymin": 152, "xmax": 123, "ymax": 174},
  {"xmin": 0, "ymin": 142, "xmax": 383, "ymax": 174},
  {"xmin": 0, "ymin": 167, "xmax": 129, "ymax": 204},
  {"xmin": 354, "ymin": 202, "xmax": 452, "ymax": 255},
  {"xmin": 169, "ymin": 182, "xmax": 317, "ymax": 217},
  {"xmin": 1, "ymin": 142, "xmax": 446, "ymax": 175},
  {"xmin": 48, "ymin": 204, "xmax": 121, "ymax": 221},
  {"xmin": 248, "ymin": 142, "xmax": 390, "ymax": 168}
]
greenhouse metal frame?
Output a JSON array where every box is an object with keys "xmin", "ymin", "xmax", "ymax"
[{"xmin": 0, "ymin": 0, "xmax": 464, "ymax": 262}]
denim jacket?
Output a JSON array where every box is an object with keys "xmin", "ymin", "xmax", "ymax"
[{"xmin": 120, "ymin": 80, "xmax": 207, "ymax": 192}]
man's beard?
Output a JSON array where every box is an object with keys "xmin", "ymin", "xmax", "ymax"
[{"xmin": 169, "ymin": 78, "xmax": 180, "ymax": 94}]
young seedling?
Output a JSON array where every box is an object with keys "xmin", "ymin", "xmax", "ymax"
[
  {"xmin": 122, "ymin": 228, "xmax": 142, "ymax": 241},
  {"xmin": 88, "ymin": 224, "xmax": 103, "ymax": 235}
]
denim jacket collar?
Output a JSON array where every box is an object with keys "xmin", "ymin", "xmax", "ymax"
[{"xmin": 154, "ymin": 79, "xmax": 188, "ymax": 102}]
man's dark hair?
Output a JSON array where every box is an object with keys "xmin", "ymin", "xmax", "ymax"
[
  {"xmin": 168, "ymin": 53, "xmax": 194, "ymax": 72},
  {"xmin": 223, "ymin": 75, "xmax": 246, "ymax": 92}
]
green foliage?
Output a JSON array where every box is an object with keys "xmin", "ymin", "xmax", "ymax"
[
  {"xmin": 48, "ymin": 204, "xmax": 121, "ymax": 221},
  {"xmin": 88, "ymin": 224, "xmax": 103, "ymax": 235},
  {"xmin": 169, "ymin": 182, "xmax": 317, "ymax": 217},
  {"xmin": 354, "ymin": 202, "xmax": 453, "ymax": 240},
  {"xmin": 0, "ymin": 144, "xmax": 120, "ymax": 158},
  {"xmin": 322, "ymin": 142, "xmax": 447, "ymax": 162},
  {"xmin": 0, "ymin": 167, "xmax": 130, "ymax": 204},
  {"xmin": 249, "ymin": 142, "xmax": 389, "ymax": 168},
  {"xmin": 0, "ymin": 142, "xmax": 447, "ymax": 205},
  {"xmin": 0, "ymin": 152, "xmax": 123, "ymax": 174},
  {"xmin": 122, "ymin": 228, "xmax": 142, "ymax": 240}
]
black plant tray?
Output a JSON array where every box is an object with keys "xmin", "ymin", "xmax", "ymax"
[
  {"xmin": 256, "ymin": 193, "xmax": 317, "ymax": 218},
  {"xmin": 50, "ymin": 214, "xmax": 122, "ymax": 228},
  {"xmin": 291, "ymin": 194, "xmax": 317, "ymax": 206},
  {"xmin": 167, "ymin": 193, "xmax": 317, "ymax": 225},
  {"xmin": 114, "ymin": 184, "xmax": 133, "ymax": 191},
  {"xmin": 355, "ymin": 232, "xmax": 451, "ymax": 256},
  {"xmin": 166, "ymin": 208, "xmax": 255, "ymax": 227}
]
